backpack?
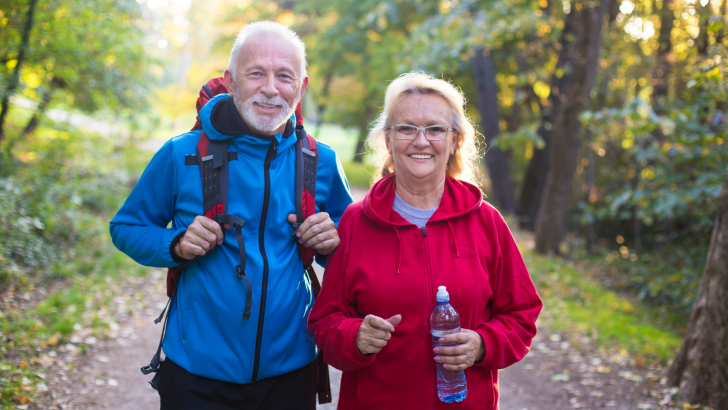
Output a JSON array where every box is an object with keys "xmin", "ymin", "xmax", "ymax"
[{"xmin": 141, "ymin": 77, "xmax": 331, "ymax": 404}]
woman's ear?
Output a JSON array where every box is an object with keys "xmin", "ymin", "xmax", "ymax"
[
  {"xmin": 385, "ymin": 132, "xmax": 392, "ymax": 154},
  {"xmin": 450, "ymin": 132, "xmax": 458, "ymax": 156}
]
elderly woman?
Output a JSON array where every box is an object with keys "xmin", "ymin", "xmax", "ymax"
[{"xmin": 308, "ymin": 73, "xmax": 542, "ymax": 409}]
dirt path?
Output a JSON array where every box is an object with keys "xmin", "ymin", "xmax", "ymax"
[
  {"xmin": 36, "ymin": 187, "xmax": 681, "ymax": 410},
  {"xmin": 40, "ymin": 267, "xmax": 679, "ymax": 410}
]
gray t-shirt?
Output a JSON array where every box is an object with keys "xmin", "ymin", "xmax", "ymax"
[{"xmin": 392, "ymin": 192, "xmax": 438, "ymax": 228}]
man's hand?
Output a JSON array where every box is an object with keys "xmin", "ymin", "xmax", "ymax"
[
  {"xmin": 175, "ymin": 216, "xmax": 231, "ymax": 260},
  {"xmin": 356, "ymin": 314, "xmax": 402, "ymax": 355},
  {"xmin": 287, "ymin": 212, "xmax": 340, "ymax": 255},
  {"xmin": 433, "ymin": 329, "xmax": 485, "ymax": 371}
]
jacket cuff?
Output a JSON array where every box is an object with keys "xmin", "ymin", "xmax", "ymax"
[
  {"xmin": 474, "ymin": 327, "xmax": 497, "ymax": 370},
  {"xmin": 315, "ymin": 252, "xmax": 328, "ymax": 268},
  {"xmin": 346, "ymin": 319, "xmax": 377, "ymax": 367},
  {"xmin": 169, "ymin": 230, "xmax": 187, "ymax": 264}
]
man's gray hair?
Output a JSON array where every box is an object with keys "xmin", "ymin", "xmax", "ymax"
[{"xmin": 227, "ymin": 21, "xmax": 307, "ymax": 82}]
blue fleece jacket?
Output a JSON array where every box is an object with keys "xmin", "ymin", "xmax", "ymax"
[{"xmin": 110, "ymin": 94, "xmax": 353, "ymax": 383}]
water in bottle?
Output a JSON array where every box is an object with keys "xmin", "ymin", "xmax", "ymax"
[{"xmin": 430, "ymin": 286, "xmax": 468, "ymax": 403}]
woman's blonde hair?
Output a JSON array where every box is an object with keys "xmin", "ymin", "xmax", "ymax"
[{"xmin": 368, "ymin": 72, "xmax": 480, "ymax": 186}]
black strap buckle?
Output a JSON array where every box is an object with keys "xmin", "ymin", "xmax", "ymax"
[
  {"xmin": 290, "ymin": 222, "xmax": 302, "ymax": 234},
  {"xmin": 140, "ymin": 363, "xmax": 158, "ymax": 375}
]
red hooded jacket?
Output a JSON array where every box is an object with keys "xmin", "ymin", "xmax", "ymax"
[{"xmin": 308, "ymin": 175, "xmax": 542, "ymax": 409}]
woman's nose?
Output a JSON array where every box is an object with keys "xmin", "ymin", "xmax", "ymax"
[{"xmin": 411, "ymin": 129, "xmax": 431, "ymax": 147}]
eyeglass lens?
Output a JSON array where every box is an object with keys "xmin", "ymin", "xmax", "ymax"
[{"xmin": 393, "ymin": 125, "xmax": 449, "ymax": 140}]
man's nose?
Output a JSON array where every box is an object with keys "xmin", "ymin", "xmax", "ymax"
[{"xmin": 260, "ymin": 74, "xmax": 278, "ymax": 97}]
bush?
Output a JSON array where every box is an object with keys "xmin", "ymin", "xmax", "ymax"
[{"xmin": 0, "ymin": 117, "xmax": 150, "ymax": 289}]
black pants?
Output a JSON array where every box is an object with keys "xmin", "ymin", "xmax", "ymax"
[{"xmin": 158, "ymin": 359, "xmax": 317, "ymax": 410}]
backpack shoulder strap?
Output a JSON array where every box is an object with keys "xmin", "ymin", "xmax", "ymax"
[{"xmin": 293, "ymin": 126, "xmax": 319, "ymax": 277}]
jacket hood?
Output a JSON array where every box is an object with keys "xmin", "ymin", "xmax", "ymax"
[{"xmin": 362, "ymin": 175, "xmax": 483, "ymax": 228}]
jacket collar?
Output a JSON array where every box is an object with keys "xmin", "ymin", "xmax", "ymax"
[
  {"xmin": 363, "ymin": 175, "xmax": 483, "ymax": 228},
  {"xmin": 199, "ymin": 94, "xmax": 297, "ymax": 162}
]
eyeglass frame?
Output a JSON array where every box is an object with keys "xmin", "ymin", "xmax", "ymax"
[{"xmin": 386, "ymin": 124, "xmax": 455, "ymax": 141}]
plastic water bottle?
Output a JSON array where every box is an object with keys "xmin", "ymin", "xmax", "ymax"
[{"xmin": 430, "ymin": 286, "xmax": 468, "ymax": 403}]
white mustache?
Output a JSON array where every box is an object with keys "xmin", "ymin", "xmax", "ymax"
[{"xmin": 248, "ymin": 94, "xmax": 288, "ymax": 108}]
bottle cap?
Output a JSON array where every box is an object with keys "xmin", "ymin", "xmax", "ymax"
[{"xmin": 436, "ymin": 286, "xmax": 449, "ymax": 302}]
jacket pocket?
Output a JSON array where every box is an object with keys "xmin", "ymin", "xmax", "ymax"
[{"xmin": 455, "ymin": 244, "xmax": 478, "ymax": 258}]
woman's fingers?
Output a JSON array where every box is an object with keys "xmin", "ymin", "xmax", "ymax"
[
  {"xmin": 433, "ymin": 330, "xmax": 482, "ymax": 371},
  {"xmin": 435, "ymin": 354, "xmax": 470, "ymax": 366},
  {"xmin": 356, "ymin": 314, "xmax": 400, "ymax": 355},
  {"xmin": 365, "ymin": 314, "xmax": 396, "ymax": 332}
]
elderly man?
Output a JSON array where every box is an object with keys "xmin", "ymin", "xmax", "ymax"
[{"xmin": 110, "ymin": 21, "xmax": 352, "ymax": 409}]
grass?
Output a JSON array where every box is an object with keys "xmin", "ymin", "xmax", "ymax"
[
  {"xmin": 522, "ymin": 246, "xmax": 683, "ymax": 363},
  {"xmin": 0, "ymin": 225, "xmax": 150, "ymax": 409},
  {"xmin": 342, "ymin": 161, "xmax": 377, "ymax": 189},
  {"xmin": 311, "ymin": 124, "xmax": 376, "ymax": 189}
]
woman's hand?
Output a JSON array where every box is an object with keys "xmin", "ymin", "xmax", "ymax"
[
  {"xmin": 356, "ymin": 314, "xmax": 402, "ymax": 355},
  {"xmin": 433, "ymin": 329, "xmax": 485, "ymax": 371}
]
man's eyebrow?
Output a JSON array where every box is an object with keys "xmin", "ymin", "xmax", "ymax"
[{"xmin": 243, "ymin": 64, "xmax": 297, "ymax": 74}]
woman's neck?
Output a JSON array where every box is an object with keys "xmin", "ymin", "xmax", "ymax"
[{"xmin": 395, "ymin": 175, "xmax": 446, "ymax": 209}]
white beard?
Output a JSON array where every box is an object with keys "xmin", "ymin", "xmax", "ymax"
[{"xmin": 231, "ymin": 81, "xmax": 297, "ymax": 134}]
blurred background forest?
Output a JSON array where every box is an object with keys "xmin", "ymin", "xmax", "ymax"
[{"xmin": 0, "ymin": 0, "xmax": 726, "ymax": 408}]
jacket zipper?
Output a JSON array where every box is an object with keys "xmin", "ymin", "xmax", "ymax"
[
  {"xmin": 422, "ymin": 225, "xmax": 435, "ymax": 409},
  {"xmin": 251, "ymin": 138, "xmax": 278, "ymax": 382}
]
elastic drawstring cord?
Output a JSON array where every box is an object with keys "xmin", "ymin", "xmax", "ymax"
[
  {"xmin": 447, "ymin": 220, "xmax": 458, "ymax": 257},
  {"xmin": 393, "ymin": 227, "xmax": 402, "ymax": 274}
]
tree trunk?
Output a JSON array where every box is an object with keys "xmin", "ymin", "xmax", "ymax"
[
  {"xmin": 667, "ymin": 174, "xmax": 728, "ymax": 409},
  {"xmin": 697, "ymin": 0, "xmax": 711, "ymax": 56},
  {"xmin": 517, "ymin": 11, "xmax": 577, "ymax": 230},
  {"xmin": 0, "ymin": 0, "xmax": 39, "ymax": 143},
  {"xmin": 353, "ymin": 104, "xmax": 372, "ymax": 163},
  {"xmin": 20, "ymin": 78, "xmax": 64, "ymax": 138},
  {"xmin": 652, "ymin": 0, "xmax": 674, "ymax": 110},
  {"xmin": 313, "ymin": 71, "xmax": 334, "ymax": 140},
  {"xmin": 584, "ymin": 129, "xmax": 596, "ymax": 252},
  {"xmin": 534, "ymin": 0, "xmax": 610, "ymax": 255},
  {"xmin": 471, "ymin": 47, "xmax": 516, "ymax": 214}
]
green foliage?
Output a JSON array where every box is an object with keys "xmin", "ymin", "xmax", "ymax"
[
  {"xmin": 525, "ymin": 247, "xmax": 683, "ymax": 362},
  {"xmin": 0, "ymin": 107, "xmax": 151, "ymax": 288},
  {"xmin": 587, "ymin": 245, "xmax": 707, "ymax": 328},
  {"xmin": 580, "ymin": 50, "xmax": 727, "ymax": 238},
  {"xmin": 0, "ymin": 0, "xmax": 152, "ymax": 112}
]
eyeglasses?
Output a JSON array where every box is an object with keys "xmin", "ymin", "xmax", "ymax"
[{"xmin": 387, "ymin": 124, "xmax": 453, "ymax": 141}]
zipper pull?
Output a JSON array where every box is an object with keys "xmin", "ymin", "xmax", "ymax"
[
  {"xmin": 421, "ymin": 227, "xmax": 427, "ymax": 236},
  {"xmin": 264, "ymin": 138, "xmax": 279, "ymax": 164}
]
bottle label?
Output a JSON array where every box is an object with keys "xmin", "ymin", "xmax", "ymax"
[{"xmin": 431, "ymin": 328, "xmax": 461, "ymax": 338}]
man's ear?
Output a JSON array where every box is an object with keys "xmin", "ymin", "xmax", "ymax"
[
  {"xmin": 223, "ymin": 69, "xmax": 234, "ymax": 93},
  {"xmin": 300, "ymin": 76, "xmax": 309, "ymax": 98}
]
